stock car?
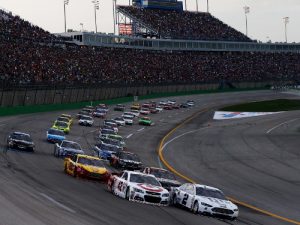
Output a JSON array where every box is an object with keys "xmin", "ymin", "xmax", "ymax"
[
  {"xmin": 113, "ymin": 117, "xmax": 126, "ymax": 126},
  {"xmin": 54, "ymin": 140, "xmax": 84, "ymax": 157},
  {"xmin": 114, "ymin": 104, "xmax": 125, "ymax": 111},
  {"xmin": 61, "ymin": 114, "xmax": 73, "ymax": 124},
  {"xmin": 99, "ymin": 128, "xmax": 117, "ymax": 139},
  {"xmin": 94, "ymin": 143, "xmax": 121, "ymax": 160},
  {"xmin": 64, "ymin": 154, "xmax": 110, "ymax": 181},
  {"xmin": 140, "ymin": 108, "xmax": 150, "ymax": 115},
  {"xmin": 123, "ymin": 114, "xmax": 134, "ymax": 125},
  {"xmin": 78, "ymin": 115, "xmax": 94, "ymax": 126},
  {"xmin": 130, "ymin": 103, "xmax": 141, "ymax": 110},
  {"xmin": 150, "ymin": 107, "xmax": 159, "ymax": 114},
  {"xmin": 143, "ymin": 167, "xmax": 181, "ymax": 191},
  {"xmin": 108, "ymin": 171, "xmax": 170, "ymax": 205},
  {"xmin": 102, "ymin": 134, "xmax": 126, "ymax": 147},
  {"xmin": 56, "ymin": 116, "xmax": 72, "ymax": 126},
  {"xmin": 139, "ymin": 117, "xmax": 153, "ymax": 126},
  {"xmin": 171, "ymin": 183, "xmax": 239, "ymax": 220},
  {"xmin": 103, "ymin": 120, "xmax": 119, "ymax": 133},
  {"xmin": 187, "ymin": 100, "xmax": 195, "ymax": 107},
  {"xmin": 46, "ymin": 128, "xmax": 65, "ymax": 143},
  {"xmin": 98, "ymin": 104, "xmax": 109, "ymax": 112},
  {"xmin": 52, "ymin": 121, "xmax": 71, "ymax": 134},
  {"xmin": 100, "ymin": 138, "xmax": 123, "ymax": 150},
  {"xmin": 76, "ymin": 110, "xmax": 90, "ymax": 119},
  {"xmin": 7, "ymin": 132, "xmax": 35, "ymax": 151},
  {"xmin": 130, "ymin": 109, "xmax": 140, "ymax": 117},
  {"xmin": 93, "ymin": 108, "xmax": 106, "ymax": 118},
  {"xmin": 110, "ymin": 151, "xmax": 143, "ymax": 170}
]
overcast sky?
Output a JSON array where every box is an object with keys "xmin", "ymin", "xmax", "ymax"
[{"xmin": 1, "ymin": 0, "xmax": 299, "ymax": 43}]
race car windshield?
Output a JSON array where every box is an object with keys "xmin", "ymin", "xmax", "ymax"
[
  {"xmin": 151, "ymin": 169, "xmax": 176, "ymax": 180},
  {"xmin": 62, "ymin": 141, "xmax": 81, "ymax": 150},
  {"xmin": 48, "ymin": 129, "xmax": 64, "ymax": 136},
  {"xmin": 55, "ymin": 121, "xmax": 68, "ymax": 127},
  {"xmin": 77, "ymin": 157, "xmax": 104, "ymax": 167},
  {"xmin": 196, "ymin": 187, "xmax": 226, "ymax": 200},
  {"xmin": 130, "ymin": 174, "xmax": 161, "ymax": 186},
  {"xmin": 120, "ymin": 152, "xmax": 140, "ymax": 161},
  {"xmin": 11, "ymin": 133, "xmax": 32, "ymax": 142},
  {"xmin": 57, "ymin": 118, "xmax": 69, "ymax": 123}
]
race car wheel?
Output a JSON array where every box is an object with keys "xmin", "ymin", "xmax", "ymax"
[
  {"xmin": 125, "ymin": 187, "xmax": 130, "ymax": 200},
  {"xmin": 192, "ymin": 201, "xmax": 199, "ymax": 214}
]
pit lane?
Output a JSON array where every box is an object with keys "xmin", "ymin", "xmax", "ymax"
[{"xmin": 0, "ymin": 90, "xmax": 298, "ymax": 225}]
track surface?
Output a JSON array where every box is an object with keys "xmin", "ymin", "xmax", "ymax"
[{"xmin": 0, "ymin": 90, "xmax": 299, "ymax": 225}]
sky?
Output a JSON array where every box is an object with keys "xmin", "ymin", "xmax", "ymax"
[{"xmin": 0, "ymin": 0, "xmax": 299, "ymax": 43}]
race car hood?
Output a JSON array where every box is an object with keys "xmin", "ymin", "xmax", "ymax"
[
  {"xmin": 198, "ymin": 196, "xmax": 237, "ymax": 210},
  {"xmin": 133, "ymin": 183, "xmax": 168, "ymax": 194},
  {"xmin": 79, "ymin": 164, "xmax": 107, "ymax": 174}
]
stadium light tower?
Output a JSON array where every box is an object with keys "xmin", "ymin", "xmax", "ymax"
[
  {"xmin": 283, "ymin": 17, "xmax": 289, "ymax": 43},
  {"xmin": 195, "ymin": 0, "xmax": 199, "ymax": 12},
  {"xmin": 207, "ymin": 0, "xmax": 209, "ymax": 13},
  {"xmin": 112, "ymin": 0, "xmax": 116, "ymax": 34},
  {"xmin": 243, "ymin": 6, "xmax": 250, "ymax": 36},
  {"xmin": 80, "ymin": 23, "xmax": 84, "ymax": 32},
  {"xmin": 64, "ymin": 0, "xmax": 69, "ymax": 33},
  {"xmin": 92, "ymin": 0, "xmax": 100, "ymax": 33}
]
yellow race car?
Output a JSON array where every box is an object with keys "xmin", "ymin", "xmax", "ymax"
[
  {"xmin": 61, "ymin": 114, "xmax": 73, "ymax": 124},
  {"xmin": 52, "ymin": 121, "xmax": 70, "ymax": 134},
  {"xmin": 64, "ymin": 154, "xmax": 110, "ymax": 181},
  {"xmin": 130, "ymin": 102, "xmax": 141, "ymax": 110}
]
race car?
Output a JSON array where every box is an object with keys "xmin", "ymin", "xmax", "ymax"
[
  {"xmin": 110, "ymin": 151, "xmax": 143, "ymax": 170},
  {"xmin": 150, "ymin": 107, "xmax": 159, "ymax": 114},
  {"xmin": 93, "ymin": 108, "xmax": 106, "ymax": 118},
  {"xmin": 78, "ymin": 115, "xmax": 94, "ymax": 126},
  {"xmin": 143, "ymin": 167, "xmax": 181, "ymax": 191},
  {"xmin": 57, "ymin": 116, "xmax": 72, "ymax": 126},
  {"xmin": 7, "ymin": 132, "xmax": 35, "ymax": 151},
  {"xmin": 156, "ymin": 106, "xmax": 163, "ymax": 112},
  {"xmin": 54, "ymin": 140, "xmax": 84, "ymax": 157},
  {"xmin": 130, "ymin": 109, "xmax": 140, "ymax": 117},
  {"xmin": 140, "ymin": 108, "xmax": 150, "ymax": 115},
  {"xmin": 52, "ymin": 121, "xmax": 70, "ymax": 134},
  {"xmin": 99, "ymin": 138, "xmax": 123, "ymax": 150},
  {"xmin": 187, "ymin": 100, "xmax": 195, "ymax": 107},
  {"xmin": 113, "ymin": 117, "xmax": 126, "ymax": 126},
  {"xmin": 64, "ymin": 154, "xmax": 110, "ymax": 181},
  {"xmin": 102, "ymin": 134, "xmax": 126, "ymax": 147},
  {"xmin": 163, "ymin": 104, "xmax": 173, "ymax": 110},
  {"xmin": 114, "ymin": 104, "xmax": 125, "ymax": 111},
  {"xmin": 99, "ymin": 128, "xmax": 117, "ymax": 138},
  {"xmin": 103, "ymin": 120, "xmax": 119, "ymax": 133},
  {"xmin": 130, "ymin": 103, "xmax": 141, "ymax": 110},
  {"xmin": 76, "ymin": 110, "xmax": 90, "ymax": 119},
  {"xmin": 123, "ymin": 114, "xmax": 134, "ymax": 125},
  {"xmin": 171, "ymin": 183, "xmax": 239, "ymax": 220},
  {"xmin": 97, "ymin": 104, "xmax": 109, "ymax": 112},
  {"xmin": 180, "ymin": 103, "xmax": 190, "ymax": 108},
  {"xmin": 94, "ymin": 143, "xmax": 122, "ymax": 160},
  {"xmin": 46, "ymin": 128, "xmax": 65, "ymax": 143},
  {"xmin": 61, "ymin": 114, "xmax": 73, "ymax": 124},
  {"xmin": 108, "ymin": 171, "xmax": 170, "ymax": 205},
  {"xmin": 139, "ymin": 117, "xmax": 153, "ymax": 126}
]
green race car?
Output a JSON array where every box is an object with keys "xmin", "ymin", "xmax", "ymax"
[
  {"xmin": 52, "ymin": 121, "xmax": 70, "ymax": 134},
  {"xmin": 138, "ymin": 117, "xmax": 153, "ymax": 126}
]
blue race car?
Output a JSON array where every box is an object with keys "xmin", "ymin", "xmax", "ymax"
[
  {"xmin": 47, "ymin": 128, "xmax": 65, "ymax": 143},
  {"xmin": 94, "ymin": 143, "xmax": 121, "ymax": 160}
]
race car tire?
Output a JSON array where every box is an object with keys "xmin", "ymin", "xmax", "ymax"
[
  {"xmin": 192, "ymin": 201, "xmax": 199, "ymax": 214},
  {"xmin": 125, "ymin": 187, "xmax": 130, "ymax": 200}
]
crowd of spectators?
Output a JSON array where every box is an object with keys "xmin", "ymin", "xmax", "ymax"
[
  {"xmin": 118, "ymin": 6, "xmax": 252, "ymax": 42},
  {"xmin": 0, "ymin": 8, "xmax": 299, "ymax": 87}
]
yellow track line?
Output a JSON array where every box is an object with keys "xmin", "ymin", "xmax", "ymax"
[{"xmin": 157, "ymin": 109, "xmax": 300, "ymax": 225}]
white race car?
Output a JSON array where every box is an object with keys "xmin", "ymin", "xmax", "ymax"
[
  {"xmin": 140, "ymin": 108, "xmax": 150, "ymax": 115},
  {"xmin": 113, "ymin": 117, "xmax": 126, "ymax": 126},
  {"xmin": 130, "ymin": 109, "xmax": 140, "ymax": 117},
  {"xmin": 123, "ymin": 115, "xmax": 134, "ymax": 125},
  {"xmin": 78, "ymin": 115, "xmax": 94, "ymax": 126},
  {"xmin": 108, "ymin": 171, "xmax": 170, "ymax": 206},
  {"xmin": 171, "ymin": 183, "xmax": 239, "ymax": 220}
]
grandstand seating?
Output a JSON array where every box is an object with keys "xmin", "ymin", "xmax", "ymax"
[{"xmin": 118, "ymin": 6, "xmax": 252, "ymax": 42}]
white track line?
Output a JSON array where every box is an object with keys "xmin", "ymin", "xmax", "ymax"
[
  {"xmin": 266, "ymin": 118, "xmax": 300, "ymax": 134},
  {"xmin": 137, "ymin": 127, "xmax": 145, "ymax": 132},
  {"xmin": 158, "ymin": 127, "xmax": 210, "ymax": 168},
  {"xmin": 126, "ymin": 133, "xmax": 133, "ymax": 139},
  {"xmin": 40, "ymin": 193, "xmax": 76, "ymax": 213}
]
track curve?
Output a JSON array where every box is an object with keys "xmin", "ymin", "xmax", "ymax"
[{"xmin": 0, "ymin": 90, "xmax": 299, "ymax": 225}]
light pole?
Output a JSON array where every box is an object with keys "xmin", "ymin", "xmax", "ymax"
[
  {"xmin": 184, "ymin": 0, "xmax": 187, "ymax": 10},
  {"xmin": 243, "ymin": 6, "xmax": 250, "ymax": 37},
  {"xmin": 195, "ymin": 0, "xmax": 198, "ymax": 12},
  {"xmin": 112, "ymin": 0, "xmax": 116, "ymax": 34},
  {"xmin": 283, "ymin": 17, "xmax": 289, "ymax": 43},
  {"xmin": 64, "ymin": 0, "xmax": 69, "ymax": 33},
  {"xmin": 207, "ymin": 0, "xmax": 209, "ymax": 13},
  {"xmin": 92, "ymin": 0, "xmax": 100, "ymax": 33},
  {"xmin": 80, "ymin": 23, "xmax": 84, "ymax": 32}
]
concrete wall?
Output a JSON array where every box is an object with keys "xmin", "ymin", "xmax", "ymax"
[{"xmin": 0, "ymin": 82, "xmax": 270, "ymax": 107}]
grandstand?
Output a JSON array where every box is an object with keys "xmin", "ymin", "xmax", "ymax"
[{"xmin": 0, "ymin": 4, "xmax": 299, "ymax": 90}]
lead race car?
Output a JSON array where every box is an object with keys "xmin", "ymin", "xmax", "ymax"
[
  {"xmin": 108, "ymin": 171, "xmax": 170, "ymax": 206},
  {"xmin": 171, "ymin": 183, "xmax": 239, "ymax": 220}
]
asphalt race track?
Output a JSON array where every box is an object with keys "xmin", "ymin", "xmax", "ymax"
[{"xmin": 0, "ymin": 90, "xmax": 299, "ymax": 225}]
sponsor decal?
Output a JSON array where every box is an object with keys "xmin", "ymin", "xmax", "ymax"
[
  {"xmin": 213, "ymin": 111, "xmax": 282, "ymax": 120},
  {"xmin": 137, "ymin": 184, "xmax": 163, "ymax": 192}
]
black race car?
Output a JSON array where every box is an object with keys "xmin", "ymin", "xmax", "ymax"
[
  {"xmin": 110, "ymin": 151, "xmax": 143, "ymax": 170},
  {"xmin": 114, "ymin": 104, "xmax": 125, "ymax": 111},
  {"xmin": 7, "ymin": 132, "xmax": 35, "ymax": 151}
]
